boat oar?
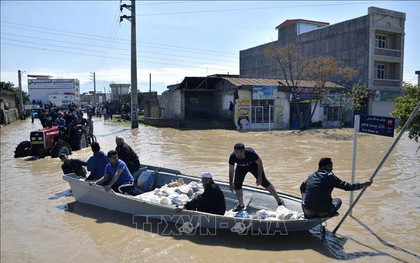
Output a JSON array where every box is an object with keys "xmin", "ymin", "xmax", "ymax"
[{"xmin": 333, "ymin": 101, "xmax": 420, "ymax": 234}]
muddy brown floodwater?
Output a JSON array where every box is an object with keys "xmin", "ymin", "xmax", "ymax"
[{"xmin": 1, "ymin": 117, "xmax": 419, "ymax": 262}]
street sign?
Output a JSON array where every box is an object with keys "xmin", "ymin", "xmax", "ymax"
[{"xmin": 359, "ymin": 115, "xmax": 395, "ymax": 137}]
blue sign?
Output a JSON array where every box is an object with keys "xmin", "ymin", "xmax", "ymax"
[
  {"xmin": 253, "ymin": 86, "xmax": 277, "ymax": 100},
  {"xmin": 359, "ymin": 115, "xmax": 395, "ymax": 137}
]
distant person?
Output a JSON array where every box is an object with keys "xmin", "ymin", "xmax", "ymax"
[
  {"xmin": 115, "ymin": 136, "xmax": 140, "ymax": 173},
  {"xmin": 89, "ymin": 150, "xmax": 134, "ymax": 194},
  {"xmin": 86, "ymin": 142, "xmax": 109, "ymax": 182},
  {"xmin": 229, "ymin": 143, "xmax": 284, "ymax": 212},
  {"xmin": 175, "ymin": 172, "xmax": 226, "ymax": 215},
  {"xmin": 300, "ymin": 157, "xmax": 372, "ymax": 218},
  {"xmin": 59, "ymin": 153, "xmax": 87, "ymax": 178}
]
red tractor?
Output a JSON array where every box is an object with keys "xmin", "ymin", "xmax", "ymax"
[{"xmin": 14, "ymin": 124, "xmax": 96, "ymax": 158}]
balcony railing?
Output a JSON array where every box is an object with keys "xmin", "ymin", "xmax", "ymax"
[
  {"xmin": 374, "ymin": 48, "xmax": 402, "ymax": 57},
  {"xmin": 373, "ymin": 79, "xmax": 401, "ymax": 87}
]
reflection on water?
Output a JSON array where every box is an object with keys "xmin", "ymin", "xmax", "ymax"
[{"xmin": 1, "ymin": 117, "xmax": 419, "ymax": 262}]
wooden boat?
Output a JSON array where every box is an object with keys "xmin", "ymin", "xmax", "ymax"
[{"xmin": 63, "ymin": 164, "xmax": 332, "ymax": 234}]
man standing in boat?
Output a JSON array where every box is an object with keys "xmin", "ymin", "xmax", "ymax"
[
  {"xmin": 228, "ymin": 143, "xmax": 285, "ymax": 212},
  {"xmin": 174, "ymin": 172, "xmax": 226, "ymax": 215},
  {"xmin": 300, "ymin": 157, "xmax": 372, "ymax": 218},
  {"xmin": 89, "ymin": 150, "xmax": 134, "ymax": 194},
  {"xmin": 115, "ymin": 136, "xmax": 140, "ymax": 174}
]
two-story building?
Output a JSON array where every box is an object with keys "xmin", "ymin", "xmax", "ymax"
[{"xmin": 240, "ymin": 7, "xmax": 405, "ymax": 117}]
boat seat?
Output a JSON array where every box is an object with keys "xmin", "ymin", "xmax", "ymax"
[{"xmin": 132, "ymin": 168, "xmax": 156, "ymax": 195}]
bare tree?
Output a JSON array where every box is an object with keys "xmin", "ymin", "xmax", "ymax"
[{"xmin": 265, "ymin": 45, "xmax": 357, "ymax": 130}]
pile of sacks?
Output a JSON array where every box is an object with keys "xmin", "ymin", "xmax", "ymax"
[
  {"xmin": 134, "ymin": 178, "xmax": 203, "ymax": 206},
  {"xmin": 225, "ymin": 206, "xmax": 303, "ymax": 221}
]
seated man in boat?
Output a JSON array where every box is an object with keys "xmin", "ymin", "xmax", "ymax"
[
  {"xmin": 300, "ymin": 157, "xmax": 372, "ymax": 218},
  {"xmin": 174, "ymin": 172, "xmax": 226, "ymax": 215},
  {"xmin": 115, "ymin": 136, "xmax": 141, "ymax": 174},
  {"xmin": 228, "ymin": 143, "xmax": 285, "ymax": 212},
  {"xmin": 86, "ymin": 142, "xmax": 109, "ymax": 182},
  {"xmin": 89, "ymin": 150, "xmax": 134, "ymax": 194},
  {"xmin": 59, "ymin": 153, "xmax": 87, "ymax": 178}
]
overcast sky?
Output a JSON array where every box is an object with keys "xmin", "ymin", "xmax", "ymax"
[{"xmin": 1, "ymin": 1, "xmax": 419, "ymax": 95}]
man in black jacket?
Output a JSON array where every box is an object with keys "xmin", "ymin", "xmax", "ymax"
[
  {"xmin": 115, "ymin": 136, "xmax": 140, "ymax": 173},
  {"xmin": 300, "ymin": 157, "xmax": 372, "ymax": 218},
  {"xmin": 175, "ymin": 172, "xmax": 226, "ymax": 215},
  {"xmin": 59, "ymin": 153, "xmax": 87, "ymax": 178}
]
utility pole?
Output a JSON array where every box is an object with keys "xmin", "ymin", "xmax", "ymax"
[
  {"xmin": 90, "ymin": 72, "xmax": 96, "ymax": 107},
  {"xmin": 120, "ymin": 0, "xmax": 138, "ymax": 129},
  {"xmin": 18, "ymin": 70, "xmax": 24, "ymax": 120},
  {"xmin": 149, "ymin": 73, "xmax": 151, "ymax": 93}
]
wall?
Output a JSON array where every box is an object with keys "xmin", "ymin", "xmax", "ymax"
[
  {"xmin": 160, "ymin": 89, "xmax": 182, "ymax": 119},
  {"xmin": 0, "ymin": 108, "xmax": 19, "ymax": 125},
  {"xmin": 240, "ymin": 15, "xmax": 370, "ymax": 85}
]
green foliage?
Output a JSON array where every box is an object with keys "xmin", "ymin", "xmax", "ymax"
[
  {"xmin": 347, "ymin": 82, "xmax": 371, "ymax": 111},
  {"xmin": 391, "ymin": 82, "xmax": 420, "ymax": 142},
  {"xmin": 0, "ymin": 81, "xmax": 30, "ymax": 104}
]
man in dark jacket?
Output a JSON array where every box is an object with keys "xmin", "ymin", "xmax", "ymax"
[
  {"xmin": 115, "ymin": 136, "xmax": 140, "ymax": 173},
  {"xmin": 59, "ymin": 153, "xmax": 87, "ymax": 178},
  {"xmin": 300, "ymin": 157, "xmax": 372, "ymax": 218},
  {"xmin": 175, "ymin": 172, "xmax": 226, "ymax": 215}
]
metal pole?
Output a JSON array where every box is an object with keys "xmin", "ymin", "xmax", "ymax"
[
  {"xmin": 18, "ymin": 70, "xmax": 24, "ymax": 119},
  {"xmin": 130, "ymin": 0, "xmax": 138, "ymax": 129},
  {"xmin": 93, "ymin": 72, "xmax": 96, "ymax": 107},
  {"xmin": 333, "ymin": 101, "xmax": 420, "ymax": 234},
  {"xmin": 349, "ymin": 114, "xmax": 360, "ymax": 215},
  {"xmin": 149, "ymin": 73, "xmax": 151, "ymax": 93}
]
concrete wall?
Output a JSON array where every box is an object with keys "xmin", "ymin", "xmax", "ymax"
[
  {"xmin": 240, "ymin": 15, "xmax": 370, "ymax": 84},
  {"xmin": 0, "ymin": 108, "xmax": 19, "ymax": 125},
  {"xmin": 160, "ymin": 89, "xmax": 182, "ymax": 119}
]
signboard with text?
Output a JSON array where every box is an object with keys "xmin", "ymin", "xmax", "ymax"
[
  {"xmin": 359, "ymin": 115, "xmax": 395, "ymax": 137},
  {"xmin": 252, "ymin": 86, "xmax": 277, "ymax": 100}
]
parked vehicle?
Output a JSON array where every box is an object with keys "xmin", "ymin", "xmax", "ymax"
[{"xmin": 14, "ymin": 123, "xmax": 96, "ymax": 158}]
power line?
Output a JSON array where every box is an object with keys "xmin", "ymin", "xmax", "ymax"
[
  {"xmin": 137, "ymin": 1, "xmax": 388, "ymax": 16},
  {"xmin": 1, "ymin": 21, "xmax": 237, "ymax": 56},
  {"xmin": 1, "ymin": 42, "xmax": 237, "ymax": 72},
  {"xmin": 1, "ymin": 34, "xmax": 238, "ymax": 64}
]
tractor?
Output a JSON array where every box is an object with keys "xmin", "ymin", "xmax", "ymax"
[{"xmin": 14, "ymin": 123, "xmax": 96, "ymax": 158}]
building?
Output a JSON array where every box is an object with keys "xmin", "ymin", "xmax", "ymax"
[
  {"xmin": 159, "ymin": 75, "xmax": 342, "ymax": 130},
  {"xmin": 27, "ymin": 75, "xmax": 81, "ymax": 105},
  {"xmin": 240, "ymin": 7, "xmax": 405, "ymax": 117},
  {"xmin": 80, "ymin": 91, "xmax": 107, "ymax": 107},
  {"xmin": 109, "ymin": 83, "xmax": 130, "ymax": 101}
]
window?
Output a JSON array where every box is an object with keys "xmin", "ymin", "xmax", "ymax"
[
  {"xmin": 251, "ymin": 100, "xmax": 274, "ymax": 124},
  {"xmin": 324, "ymin": 107, "xmax": 339, "ymax": 121},
  {"xmin": 375, "ymin": 34, "xmax": 387, "ymax": 48},
  {"xmin": 375, "ymin": 64, "xmax": 386, "ymax": 79}
]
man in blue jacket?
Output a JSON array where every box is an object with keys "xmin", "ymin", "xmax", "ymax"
[
  {"xmin": 300, "ymin": 157, "xmax": 372, "ymax": 218},
  {"xmin": 86, "ymin": 142, "xmax": 109, "ymax": 182}
]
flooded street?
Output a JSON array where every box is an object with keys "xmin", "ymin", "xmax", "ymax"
[{"xmin": 1, "ymin": 117, "xmax": 419, "ymax": 262}]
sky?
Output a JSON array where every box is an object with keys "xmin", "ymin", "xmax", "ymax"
[{"xmin": 1, "ymin": 1, "xmax": 419, "ymax": 95}]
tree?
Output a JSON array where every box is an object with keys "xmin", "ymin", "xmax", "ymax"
[
  {"xmin": 265, "ymin": 44, "xmax": 357, "ymax": 130},
  {"xmin": 347, "ymin": 82, "xmax": 371, "ymax": 112},
  {"xmin": 304, "ymin": 56, "xmax": 357, "ymax": 128},
  {"xmin": 391, "ymin": 82, "xmax": 420, "ymax": 143},
  {"xmin": 265, "ymin": 44, "xmax": 307, "ymax": 129},
  {"xmin": 0, "ymin": 81, "xmax": 30, "ymax": 104}
]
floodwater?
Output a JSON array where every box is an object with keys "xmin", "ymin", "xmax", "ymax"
[{"xmin": 1, "ymin": 117, "xmax": 419, "ymax": 263}]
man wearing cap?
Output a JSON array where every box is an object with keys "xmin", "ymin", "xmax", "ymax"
[
  {"xmin": 229, "ymin": 143, "xmax": 285, "ymax": 212},
  {"xmin": 59, "ymin": 153, "xmax": 87, "ymax": 178},
  {"xmin": 300, "ymin": 157, "xmax": 372, "ymax": 218},
  {"xmin": 175, "ymin": 172, "xmax": 226, "ymax": 215}
]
